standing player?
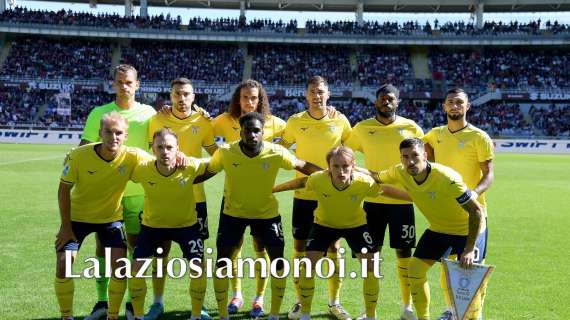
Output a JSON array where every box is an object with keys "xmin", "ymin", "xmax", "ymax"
[
  {"xmin": 211, "ymin": 79, "xmax": 285, "ymax": 317},
  {"xmin": 423, "ymin": 88, "xmax": 494, "ymax": 320},
  {"xmin": 128, "ymin": 128, "xmax": 208, "ymax": 320},
  {"xmin": 80, "ymin": 64, "xmax": 156, "ymax": 320},
  {"xmin": 273, "ymin": 146, "xmax": 415, "ymax": 320},
  {"xmin": 203, "ymin": 112, "xmax": 322, "ymax": 320},
  {"xmin": 55, "ymin": 112, "xmax": 150, "ymax": 320},
  {"xmin": 144, "ymin": 78, "xmax": 217, "ymax": 319},
  {"xmin": 280, "ymin": 76, "xmax": 352, "ymax": 320},
  {"xmin": 345, "ymin": 84, "xmax": 424, "ymax": 320},
  {"xmin": 370, "ymin": 138, "xmax": 485, "ymax": 320}
]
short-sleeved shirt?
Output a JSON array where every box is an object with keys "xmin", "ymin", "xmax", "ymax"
[
  {"xmin": 306, "ymin": 171, "xmax": 380, "ymax": 229},
  {"xmin": 131, "ymin": 157, "xmax": 207, "ymax": 228},
  {"xmin": 60, "ymin": 143, "xmax": 151, "ymax": 223},
  {"xmin": 378, "ymin": 162, "xmax": 475, "ymax": 236},
  {"xmin": 423, "ymin": 124, "xmax": 494, "ymax": 210},
  {"xmin": 82, "ymin": 101, "xmax": 156, "ymax": 196},
  {"xmin": 345, "ymin": 116, "xmax": 424, "ymax": 204},
  {"xmin": 208, "ymin": 141, "xmax": 297, "ymax": 219},
  {"xmin": 281, "ymin": 111, "xmax": 352, "ymax": 200},
  {"xmin": 148, "ymin": 112, "xmax": 215, "ymax": 203},
  {"xmin": 212, "ymin": 112, "xmax": 286, "ymax": 143}
]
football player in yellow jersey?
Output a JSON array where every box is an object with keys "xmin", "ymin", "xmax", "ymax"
[
  {"xmin": 280, "ymin": 76, "xmax": 352, "ymax": 320},
  {"xmin": 212, "ymin": 80, "xmax": 286, "ymax": 317},
  {"xmin": 55, "ymin": 112, "xmax": 150, "ymax": 320},
  {"xmin": 370, "ymin": 138, "xmax": 485, "ymax": 320},
  {"xmin": 80, "ymin": 65, "xmax": 156, "ymax": 320},
  {"xmin": 128, "ymin": 128, "xmax": 209, "ymax": 320},
  {"xmin": 423, "ymin": 88, "xmax": 494, "ymax": 320},
  {"xmin": 273, "ymin": 146, "xmax": 414, "ymax": 320},
  {"xmin": 145, "ymin": 78, "xmax": 217, "ymax": 320},
  {"xmin": 345, "ymin": 84, "xmax": 423, "ymax": 320},
  {"xmin": 199, "ymin": 112, "xmax": 322, "ymax": 320}
]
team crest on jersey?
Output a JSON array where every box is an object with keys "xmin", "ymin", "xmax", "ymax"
[
  {"xmin": 179, "ymin": 177, "xmax": 189, "ymax": 187},
  {"xmin": 351, "ymin": 194, "xmax": 358, "ymax": 202},
  {"xmin": 117, "ymin": 164, "xmax": 126, "ymax": 175},
  {"xmin": 458, "ymin": 140, "xmax": 466, "ymax": 149},
  {"xmin": 191, "ymin": 126, "xmax": 199, "ymax": 135},
  {"xmin": 398, "ymin": 128, "xmax": 405, "ymax": 135},
  {"xmin": 62, "ymin": 165, "xmax": 70, "ymax": 176},
  {"xmin": 328, "ymin": 124, "xmax": 336, "ymax": 132},
  {"xmin": 261, "ymin": 162, "xmax": 270, "ymax": 171},
  {"xmin": 427, "ymin": 191, "xmax": 436, "ymax": 200}
]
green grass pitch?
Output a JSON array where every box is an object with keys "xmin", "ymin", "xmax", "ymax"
[{"xmin": 1, "ymin": 143, "xmax": 569, "ymax": 319}]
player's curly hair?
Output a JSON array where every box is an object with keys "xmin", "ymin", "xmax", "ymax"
[{"xmin": 228, "ymin": 79, "xmax": 271, "ymax": 119}]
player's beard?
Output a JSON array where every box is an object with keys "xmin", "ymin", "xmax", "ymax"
[
  {"xmin": 447, "ymin": 112, "xmax": 464, "ymax": 121},
  {"xmin": 377, "ymin": 108, "xmax": 396, "ymax": 119}
]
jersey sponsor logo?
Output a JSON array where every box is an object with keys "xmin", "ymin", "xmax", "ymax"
[
  {"xmin": 117, "ymin": 164, "xmax": 126, "ymax": 175},
  {"xmin": 300, "ymin": 127, "xmax": 309, "ymax": 132},
  {"xmin": 148, "ymin": 181, "xmax": 157, "ymax": 186},
  {"xmin": 232, "ymin": 162, "xmax": 240, "ymax": 167},
  {"xmin": 62, "ymin": 165, "xmax": 70, "ymax": 176},
  {"xmin": 437, "ymin": 139, "xmax": 442, "ymax": 144},
  {"xmin": 322, "ymin": 193, "xmax": 330, "ymax": 198},
  {"xmin": 87, "ymin": 170, "xmax": 97, "ymax": 175},
  {"xmin": 368, "ymin": 130, "xmax": 376, "ymax": 135}
]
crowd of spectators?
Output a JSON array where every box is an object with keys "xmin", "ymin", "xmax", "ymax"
[
  {"xmin": 0, "ymin": 7, "xmax": 181, "ymax": 30},
  {"xmin": 468, "ymin": 102, "xmax": 533, "ymax": 137},
  {"xmin": 120, "ymin": 42, "xmax": 244, "ymax": 83},
  {"xmin": 429, "ymin": 48, "xmax": 570, "ymax": 91},
  {"xmin": 250, "ymin": 45, "xmax": 353, "ymax": 86},
  {"xmin": 529, "ymin": 104, "xmax": 570, "ymax": 137},
  {"xmin": 356, "ymin": 48, "xmax": 413, "ymax": 88},
  {"xmin": 1, "ymin": 37, "xmax": 112, "ymax": 80},
  {"xmin": 3, "ymin": 8, "xmax": 568, "ymax": 36}
]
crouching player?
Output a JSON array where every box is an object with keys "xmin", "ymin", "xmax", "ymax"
[
  {"xmin": 128, "ymin": 128, "xmax": 209, "ymax": 320},
  {"xmin": 273, "ymin": 146, "xmax": 412, "ymax": 320},
  {"xmin": 55, "ymin": 112, "xmax": 151, "ymax": 320}
]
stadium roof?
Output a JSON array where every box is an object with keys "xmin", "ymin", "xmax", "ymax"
[{"xmin": 30, "ymin": 0, "xmax": 570, "ymax": 12}]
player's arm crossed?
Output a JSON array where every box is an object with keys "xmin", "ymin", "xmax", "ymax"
[{"xmin": 353, "ymin": 166, "xmax": 412, "ymax": 202}]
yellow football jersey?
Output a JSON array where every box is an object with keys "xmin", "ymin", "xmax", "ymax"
[
  {"xmin": 306, "ymin": 171, "xmax": 380, "ymax": 229},
  {"xmin": 378, "ymin": 163, "xmax": 477, "ymax": 236},
  {"xmin": 281, "ymin": 111, "xmax": 352, "ymax": 200},
  {"xmin": 212, "ymin": 112, "xmax": 286, "ymax": 143},
  {"xmin": 60, "ymin": 144, "xmax": 151, "ymax": 223},
  {"xmin": 131, "ymin": 157, "xmax": 206, "ymax": 228},
  {"xmin": 345, "ymin": 116, "xmax": 424, "ymax": 204},
  {"xmin": 423, "ymin": 124, "xmax": 494, "ymax": 210},
  {"xmin": 148, "ymin": 112, "xmax": 215, "ymax": 203},
  {"xmin": 208, "ymin": 142, "xmax": 297, "ymax": 219}
]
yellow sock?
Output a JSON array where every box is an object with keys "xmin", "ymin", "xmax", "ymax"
[
  {"xmin": 190, "ymin": 273, "xmax": 208, "ymax": 318},
  {"xmin": 152, "ymin": 257, "xmax": 166, "ymax": 302},
  {"xmin": 326, "ymin": 250, "xmax": 342, "ymax": 305},
  {"xmin": 255, "ymin": 250, "xmax": 270, "ymax": 298},
  {"xmin": 128, "ymin": 276, "xmax": 147, "ymax": 317},
  {"xmin": 54, "ymin": 277, "xmax": 74, "ymax": 317},
  {"xmin": 408, "ymin": 258, "xmax": 432, "ymax": 320},
  {"xmin": 95, "ymin": 256, "xmax": 109, "ymax": 302},
  {"xmin": 108, "ymin": 277, "xmax": 127, "ymax": 319},
  {"xmin": 397, "ymin": 257, "xmax": 412, "ymax": 307},
  {"xmin": 230, "ymin": 248, "xmax": 242, "ymax": 295},
  {"xmin": 292, "ymin": 250, "xmax": 305, "ymax": 302},
  {"xmin": 269, "ymin": 275, "xmax": 287, "ymax": 315},
  {"xmin": 299, "ymin": 266, "xmax": 315, "ymax": 314},
  {"xmin": 363, "ymin": 272, "xmax": 380, "ymax": 318},
  {"xmin": 214, "ymin": 275, "xmax": 229, "ymax": 318}
]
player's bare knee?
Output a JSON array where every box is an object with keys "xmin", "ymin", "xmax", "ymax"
[{"xmin": 55, "ymin": 251, "xmax": 74, "ymax": 278}]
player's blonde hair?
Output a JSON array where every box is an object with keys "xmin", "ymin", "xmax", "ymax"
[
  {"xmin": 152, "ymin": 128, "xmax": 178, "ymax": 144},
  {"xmin": 100, "ymin": 111, "xmax": 128, "ymax": 129},
  {"xmin": 326, "ymin": 146, "xmax": 355, "ymax": 165}
]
